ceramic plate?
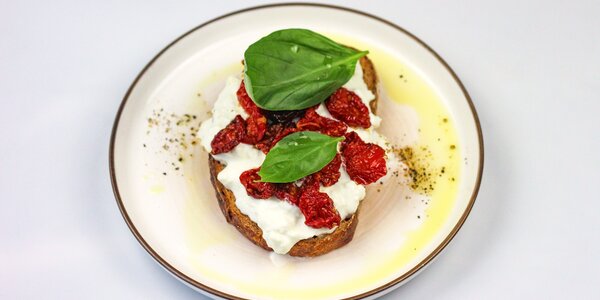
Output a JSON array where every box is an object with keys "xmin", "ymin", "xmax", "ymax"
[{"xmin": 110, "ymin": 4, "xmax": 483, "ymax": 300}]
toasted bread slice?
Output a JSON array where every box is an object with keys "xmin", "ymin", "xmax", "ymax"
[{"xmin": 208, "ymin": 56, "xmax": 378, "ymax": 257}]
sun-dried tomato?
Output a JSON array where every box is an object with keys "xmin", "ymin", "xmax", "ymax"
[
  {"xmin": 326, "ymin": 88, "xmax": 371, "ymax": 128},
  {"xmin": 236, "ymin": 81, "xmax": 262, "ymax": 116},
  {"xmin": 255, "ymin": 124, "xmax": 283, "ymax": 153},
  {"xmin": 340, "ymin": 132, "xmax": 387, "ymax": 185},
  {"xmin": 236, "ymin": 82, "xmax": 268, "ymax": 145},
  {"xmin": 297, "ymin": 180, "xmax": 341, "ymax": 229},
  {"xmin": 271, "ymin": 127, "xmax": 298, "ymax": 148},
  {"xmin": 311, "ymin": 154, "xmax": 342, "ymax": 187},
  {"xmin": 296, "ymin": 107, "xmax": 347, "ymax": 137},
  {"xmin": 239, "ymin": 168, "xmax": 275, "ymax": 199},
  {"xmin": 274, "ymin": 183, "xmax": 300, "ymax": 205},
  {"xmin": 210, "ymin": 115, "xmax": 246, "ymax": 154},
  {"xmin": 255, "ymin": 125, "xmax": 298, "ymax": 154},
  {"xmin": 255, "ymin": 124, "xmax": 284, "ymax": 153},
  {"xmin": 241, "ymin": 114, "xmax": 267, "ymax": 144}
]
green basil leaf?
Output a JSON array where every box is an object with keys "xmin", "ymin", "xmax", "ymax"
[
  {"xmin": 244, "ymin": 28, "xmax": 368, "ymax": 111},
  {"xmin": 258, "ymin": 131, "xmax": 344, "ymax": 183}
]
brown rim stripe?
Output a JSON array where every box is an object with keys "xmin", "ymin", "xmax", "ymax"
[{"xmin": 109, "ymin": 3, "xmax": 484, "ymax": 300}]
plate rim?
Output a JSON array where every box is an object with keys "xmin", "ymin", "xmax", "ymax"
[{"xmin": 109, "ymin": 3, "xmax": 484, "ymax": 299}]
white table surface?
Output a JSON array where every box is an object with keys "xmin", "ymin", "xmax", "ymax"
[{"xmin": 2, "ymin": 0, "xmax": 599, "ymax": 299}]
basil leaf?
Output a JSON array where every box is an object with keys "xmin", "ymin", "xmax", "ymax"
[
  {"xmin": 258, "ymin": 131, "xmax": 344, "ymax": 183},
  {"xmin": 244, "ymin": 28, "xmax": 368, "ymax": 111}
]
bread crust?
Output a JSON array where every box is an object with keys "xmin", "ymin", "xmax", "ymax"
[{"xmin": 208, "ymin": 56, "xmax": 378, "ymax": 257}]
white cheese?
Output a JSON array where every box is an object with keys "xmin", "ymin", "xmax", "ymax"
[
  {"xmin": 198, "ymin": 64, "xmax": 396, "ymax": 254},
  {"xmin": 320, "ymin": 167, "xmax": 365, "ymax": 219}
]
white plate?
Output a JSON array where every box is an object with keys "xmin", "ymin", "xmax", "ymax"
[{"xmin": 110, "ymin": 4, "xmax": 483, "ymax": 300}]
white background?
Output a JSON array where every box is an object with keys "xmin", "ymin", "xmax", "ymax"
[{"xmin": 2, "ymin": 0, "xmax": 599, "ymax": 299}]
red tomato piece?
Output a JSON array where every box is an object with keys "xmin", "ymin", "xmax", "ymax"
[
  {"xmin": 297, "ymin": 180, "xmax": 341, "ymax": 229},
  {"xmin": 340, "ymin": 132, "xmax": 387, "ymax": 184},
  {"xmin": 326, "ymin": 88, "xmax": 371, "ymax": 128},
  {"xmin": 241, "ymin": 114, "xmax": 267, "ymax": 144},
  {"xmin": 239, "ymin": 168, "xmax": 275, "ymax": 199},
  {"xmin": 311, "ymin": 154, "xmax": 342, "ymax": 187},
  {"xmin": 236, "ymin": 81, "xmax": 262, "ymax": 116},
  {"xmin": 255, "ymin": 125, "xmax": 298, "ymax": 154},
  {"xmin": 296, "ymin": 107, "xmax": 347, "ymax": 137},
  {"xmin": 210, "ymin": 115, "xmax": 246, "ymax": 154},
  {"xmin": 274, "ymin": 182, "xmax": 301, "ymax": 205}
]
